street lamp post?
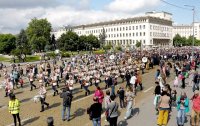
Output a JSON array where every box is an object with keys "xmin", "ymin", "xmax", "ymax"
[{"xmin": 184, "ymin": 5, "xmax": 195, "ymax": 58}]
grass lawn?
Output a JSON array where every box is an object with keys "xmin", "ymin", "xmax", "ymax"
[
  {"xmin": 24, "ymin": 55, "xmax": 40, "ymax": 62},
  {"xmin": 0, "ymin": 55, "xmax": 40, "ymax": 63},
  {"xmin": 0, "ymin": 56, "xmax": 11, "ymax": 62}
]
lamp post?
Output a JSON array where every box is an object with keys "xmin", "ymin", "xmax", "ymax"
[{"xmin": 184, "ymin": 5, "xmax": 195, "ymax": 58}]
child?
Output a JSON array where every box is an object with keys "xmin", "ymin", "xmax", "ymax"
[
  {"xmin": 173, "ymin": 76, "xmax": 179, "ymax": 88},
  {"xmin": 171, "ymin": 89, "xmax": 177, "ymax": 108},
  {"xmin": 18, "ymin": 77, "xmax": 24, "ymax": 88},
  {"xmin": 117, "ymin": 86, "xmax": 125, "ymax": 108},
  {"xmin": 154, "ymin": 81, "xmax": 161, "ymax": 115},
  {"xmin": 104, "ymin": 90, "xmax": 111, "ymax": 122}
]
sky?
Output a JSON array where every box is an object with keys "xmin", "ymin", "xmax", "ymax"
[{"xmin": 0, "ymin": 0, "xmax": 199, "ymax": 34}]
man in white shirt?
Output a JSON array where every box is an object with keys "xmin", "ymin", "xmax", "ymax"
[
  {"xmin": 129, "ymin": 72, "xmax": 137, "ymax": 95},
  {"xmin": 39, "ymin": 84, "xmax": 49, "ymax": 112}
]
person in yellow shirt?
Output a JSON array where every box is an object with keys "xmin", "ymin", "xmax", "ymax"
[{"xmin": 8, "ymin": 93, "xmax": 21, "ymax": 126}]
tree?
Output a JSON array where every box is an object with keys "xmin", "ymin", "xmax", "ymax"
[
  {"xmin": 16, "ymin": 29, "xmax": 31, "ymax": 60},
  {"xmin": 57, "ymin": 31, "xmax": 79, "ymax": 51},
  {"xmin": 103, "ymin": 43, "xmax": 112, "ymax": 50},
  {"xmin": 0, "ymin": 34, "xmax": 16, "ymax": 54},
  {"xmin": 86, "ymin": 34, "xmax": 100, "ymax": 49},
  {"xmin": 136, "ymin": 41, "xmax": 141, "ymax": 48},
  {"xmin": 26, "ymin": 18, "xmax": 52, "ymax": 52},
  {"xmin": 78, "ymin": 35, "xmax": 88, "ymax": 51},
  {"xmin": 173, "ymin": 34, "xmax": 184, "ymax": 46},
  {"xmin": 99, "ymin": 28, "xmax": 106, "ymax": 48},
  {"xmin": 16, "ymin": 29, "xmax": 28, "ymax": 48},
  {"xmin": 50, "ymin": 34, "xmax": 56, "ymax": 50}
]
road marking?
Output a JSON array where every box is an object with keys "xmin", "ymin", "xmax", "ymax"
[
  {"xmin": 7, "ymin": 117, "xmax": 32, "ymax": 126},
  {"xmin": 143, "ymin": 86, "xmax": 154, "ymax": 93}
]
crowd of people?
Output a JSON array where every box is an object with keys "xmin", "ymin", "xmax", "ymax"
[{"xmin": 1, "ymin": 47, "xmax": 200, "ymax": 126}]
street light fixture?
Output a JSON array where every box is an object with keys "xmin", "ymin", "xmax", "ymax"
[{"xmin": 184, "ymin": 5, "xmax": 195, "ymax": 58}]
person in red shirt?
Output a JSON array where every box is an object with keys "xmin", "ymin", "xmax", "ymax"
[{"xmin": 191, "ymin": 90, "xmax": 200, "ymax": 126}]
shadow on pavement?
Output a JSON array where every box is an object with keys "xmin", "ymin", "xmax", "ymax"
[
  {"xmin": 14, "ymin": 91, "xmax": 24, "ymax": 95},
  {"xmin": 49, "ymin": 102, "xmax": 61, "ymax": 109},
  {"xmin": 131, "ymin": 108, "xmax": 140, "ymax": 116},
  {"xmin": 23, "ymin": 116, "xmax": 40, "ymax": 126},
  {"xmin": 73, "ymin": 108, "xmax": 86, "ymax": 117},
  {"xmin": 20, "ymin": 98, "xmax": 32, "ymax": 103},
  {"xmin": 118, "ymin": 120, "xmax": 128, "ymax": 126},
  {"xmin": 73, "ymin": 90, "xmax": 95, "ymax": 101}
]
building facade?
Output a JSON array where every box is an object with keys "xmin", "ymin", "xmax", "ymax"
[
  {"xmin": 52, "ymin": 11, "xmax": 173, "ymax": 49},
  {"xmin": 173, "ymin": 22, "xmax": 200, "ymax": 40}
]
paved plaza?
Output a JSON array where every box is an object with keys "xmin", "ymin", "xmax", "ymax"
[{"xmin": 0, "ymin": 62, "xmax": 181, "ymax": 126}]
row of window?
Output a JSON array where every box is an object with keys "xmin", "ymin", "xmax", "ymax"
[
  {"xmin": 106, "ymin": 39, "xmax": 146, "ymax": 45},
  {"xmin": 150, "ymin": 32, "xmax": 170, "ymax": 37},
  {"xmin": 107, "ymin": 32, "xmax": 146, "ymax": 38},
  {"xmin": 150, "ymin": 25, "xmax": 170, "ymax": 31},
  {"xmin": 105, "ymin": 25, "xmax": 146, "ymax": 32},
  {"xmin": 76, "ymin": 25, "xmax": 147, "ymax": 35}
]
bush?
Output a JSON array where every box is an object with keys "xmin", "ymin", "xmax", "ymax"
[
  {"xmin": 93, "ymin": 50, "xmax": 105, "ymax": 55},
  {"xmin": 61, "ymin": 52, "xmax": 71, "ymax": 58},
  {"xmin": 115, "ymin": 46, "xmax": 122, "ymax": 51},
  {"xmin": 103, "ymin": 44, "xmax": 112, "ymax": 50},
  {"xmin": 46, "ymin": 52, "xmax": 56, "ymax": 58}
]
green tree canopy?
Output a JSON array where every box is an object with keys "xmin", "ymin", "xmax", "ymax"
[
  {"xmin": 0, "ymin": 34, "xmax": 16, "ymax": 54},
  {"xmin": 16, "ymin": 29, "xmax": 31, "ymax": 55},
  {"xmin": 57, "ymin": 31, "xmax": 79, "ymax": 51},
  {"xmin": 173, "ymin": 34, "xmax": 184, "ymax": 46},
  {"xmin": 136, "ymin": 41, "xmax": 141, "ymax": 48},
  {"xmin": 86, "ymin": 34, "xmax": 100, "ymax": 49},
  {"xmin": 99, "ymin": 28, "xmax": 106, "ymax": 48},
  {"xmin": 173, "ymin": 34, "xmax": 200, "ymax": 46},
  {"xmin": 26, "ymin": 18, "xmax": 52, "ymax": 52}
]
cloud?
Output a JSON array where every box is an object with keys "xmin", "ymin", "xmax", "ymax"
[
  {"xmin": 0, "ymin": 0, "xmax": 161, "ymax": 34},
  {"xmin": 0, "ymin": 0, "xmax": 91, "ymax": 9},
  {"xmin": 106, "ymin": 0, "xmax": 160, "ymax": 13},
  {"xmin": 0, "ymin": 0, "xmax": 59, "ymax": 8}
]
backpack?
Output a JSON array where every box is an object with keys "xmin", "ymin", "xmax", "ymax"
[{"xmin": 65, "ymin": 94, "xmax": 72, "ymax": 106}]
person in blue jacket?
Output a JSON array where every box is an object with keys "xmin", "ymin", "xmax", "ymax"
[{"xmin": 176, "ymin": 92, "xmax": 189, "ymax": 126}]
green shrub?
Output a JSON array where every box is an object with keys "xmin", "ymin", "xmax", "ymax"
[
  {"xmin": 93, "ymin": 50, "xmax": 105, "ymax": 54},
  {"xmin": 115, "ymin": 46, "xmax": 122, "ymax": 51},
  {"xmin": 46, "ymin": 52, "xmax": 56, "ymax": 58},
  {"xmin": 103, "ymin": 44, "xmax": 112, "ymax": 50},
  {"xmin": 61, "ymin": 52, "xmax": 71, "ymax": 57}
]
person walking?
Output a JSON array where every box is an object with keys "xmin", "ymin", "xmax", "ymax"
[
  {"xmin": 8, "ymin": 93, "xmax": 21, "ymax": 126},
  {"xmin": 60, "ymin": 87, "xmax": 73, "ymax": 121},
  {"xmin": 94, "ymin": 86, "xmax": 104, "ymax": 105},
  {"xmin": 87, "ymin": 97, "xmax": 102, "ymax": 126},
  {"xmin": 106, "ymin": 95, "xmax": 119, "ymax": 126},
  {"xmin": 124, "ymin": 86, "xmax": 135, "ymax": 120},
  {"xmin": 28, "ymin": 70, "xmax": 36, "ymax": 91},
  {"xmin": 191, "ymin": 90, "xmax": 200, "ymax": 126},
  {"xmin": 129, "ymin": 72, "xmax": 137, "ymax": 95},
  {"xmin": 154, "ymin": 81, "xmax": 161, "ymax": 115},
  {"xmin": 117, "ymin": 86, "xmax": 125, "ymax": 108},
  {"xmin": 51, "ymin": 73, "xmax": 59, "ymax": 96},
  {"xmin": 136, "ymin": 71, "xmax": 143, "ymax": 90},
  {"xmin": 176, "ymin": 92, "xmax": 189, "ymax": 126},
  {"xmin": 157, "ymin": 91, "xmax": 171, "ymax": 126},
  {"xmin": 39, "ymin": 84, "xmax": 49, "ymax": 112}
]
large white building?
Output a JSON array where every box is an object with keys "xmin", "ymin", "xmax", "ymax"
[
  {"xmin": 173, "ymin": 22, "xmax": 200, "ymax": 40},
  {"xmin": 52, "ymin": 11, "xmax": 173, "ymax": 49}
]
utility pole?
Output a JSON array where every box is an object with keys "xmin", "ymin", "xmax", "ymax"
[{"xmin": 185, "ymin": 5, "xmax": 195, "ymax": 58}]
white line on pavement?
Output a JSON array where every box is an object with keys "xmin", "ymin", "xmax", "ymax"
[
  {"xmin": 7, "ymin": 117, "xmax": 32, "ymax": 126},
  {"xmin": 143, "ymin": 86, "xmax": 154, "ymax": 93}
]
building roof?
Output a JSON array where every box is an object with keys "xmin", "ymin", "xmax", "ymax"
[{"xmin": 72, "ymin": 16, "xmax": 172, "ymax": 29}]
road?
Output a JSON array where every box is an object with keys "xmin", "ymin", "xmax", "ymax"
[{"xmin": 0, "ymin": 64, "xmax": 178, "ymax": 126}]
